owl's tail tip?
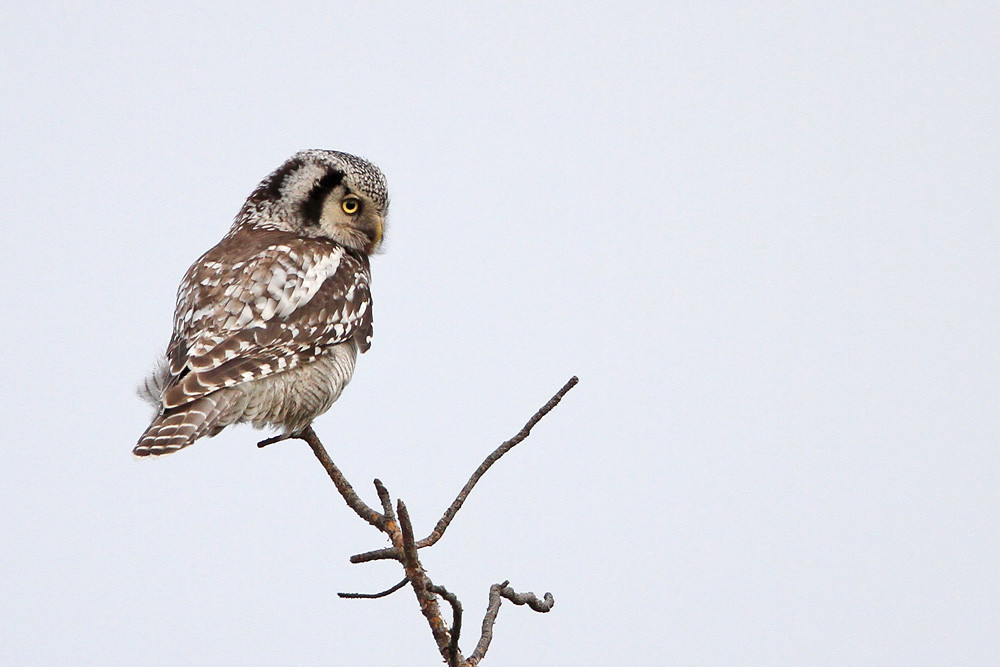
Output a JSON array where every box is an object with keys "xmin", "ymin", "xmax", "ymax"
[
  {"xmin": 133, "ymin": 435, "xmax": 192, "ymax": 457},
  {"xmin": 133, "ymin": 393, "xmax": 237, "ymax": 458},
  {"xmin": 133, "ymin": 410, "xmax": 203, "ymax": 457}
]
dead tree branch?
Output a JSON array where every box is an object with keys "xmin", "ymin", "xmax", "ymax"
[
  {"xmin": 337, "ymin": 578, "xmax": 408, "ymax": 599},
  {"xmin": 351, "ymin": 375, "xmax": 580, "ymax": 564},
  {"xmin": 428, "ymin": 580, "xmax": 463, "ymax": 667},
  {"xmin": 397, "ymin": 499, "xmax": 455, "ymax": 658},
  {"xmin": 468, "ymin": 581, "xmax": 555, "ymax": 665},
  {"xmin": 265, "ymin": 425, "xmax": 387, "ymax": 531},
  {"xmin": 277, "ymin": 376, "xmax": 577, "ymax": 664}
]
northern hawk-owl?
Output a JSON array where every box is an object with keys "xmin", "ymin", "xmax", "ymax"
[{"xmin": 135, "ymin": 150, "xmax": 388, "ymax": 456}]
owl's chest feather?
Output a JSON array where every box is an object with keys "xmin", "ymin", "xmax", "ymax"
[{"xmin": 236, "ymin": 341, "xmax": 359, "ymax": 433}]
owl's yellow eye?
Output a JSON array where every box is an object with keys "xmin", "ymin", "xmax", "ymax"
[{"xmin": 341, "ymin": 197, "xmax": 361, "ymax": 215}]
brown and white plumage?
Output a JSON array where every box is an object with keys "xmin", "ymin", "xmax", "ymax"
[{"xmin": 135, "ymin": 150, "xmax": 388, "ymax": 456}]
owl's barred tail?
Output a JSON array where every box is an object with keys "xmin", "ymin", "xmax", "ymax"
[{"xmin": 134, "ymin": 393, "xmax": 237, "ymax": 456}]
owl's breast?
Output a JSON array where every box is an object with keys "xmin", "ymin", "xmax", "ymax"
[{"xmin": 236, "ymin": 340, "xmax": 359, "ymax": 433}]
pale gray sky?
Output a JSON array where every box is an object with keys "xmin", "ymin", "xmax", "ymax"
[{"xmin": 2, "ymin": 2, "xmax": 998, "ymax": 665}]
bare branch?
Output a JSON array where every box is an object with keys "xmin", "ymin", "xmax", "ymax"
[
  {"xmin": 256, "ymin": 432, "xmax": 291, "ymax": 448},
  {"xmin": 428, "ymin": 580, "xmax": 463, "ymax": 667},
  {"xmin": 351, "ymin": 376, "xmax": 579, "ymax": 563},
  {"xmin": 397, "ymin": 500, "xmax": 455, "ymax": 661},
  {"xmin": 469, "ymin": 581, "xmax": 506, "ymax": 665},
  {"xmin": 273, "ymin": 378, "xmax": 576, "ymax": 663},
  {"xmin": 426, "ymin": 376, "xmax": 578, "ymax": 543},
  {"xmin": 338, "ymin": 578, "xmax": 408, "ymax": 599},
  {"xmin": 467, "ymin": 580, "xmax": 553, "ymax": 665},
  {"xmin": 498, "ymin": 584, "xmax": 554, "ymax": 613},
  {"xmin": 373, "ymin": 478, "xmax": 394, "ymax": 521},
  {"xmin": 295, "ymin": 426, "xmax": 387, "ymax": 531}
]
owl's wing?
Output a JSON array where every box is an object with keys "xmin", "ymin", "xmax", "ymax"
[{"xmin": 160, "ymin": 236, "xmax": 372, "ymax": 410}]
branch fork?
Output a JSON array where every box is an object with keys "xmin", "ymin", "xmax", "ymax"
[{"xmin": 263, "ymin": 376, "xmax": 577, "ymax": 665}]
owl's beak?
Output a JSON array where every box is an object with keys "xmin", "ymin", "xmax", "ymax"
[{"xmin": 369, "ymin": 217, "xmax": 384, "ymax": 248}]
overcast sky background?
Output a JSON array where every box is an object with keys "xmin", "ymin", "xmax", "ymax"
[{"xmin": 1, "ymin": 3, "xmax": 998, "ymax": 665}]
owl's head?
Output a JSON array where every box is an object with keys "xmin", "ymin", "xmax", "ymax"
[{"xmin": 241, "ymin": 149, "xmax": 389, "ymax": 254}]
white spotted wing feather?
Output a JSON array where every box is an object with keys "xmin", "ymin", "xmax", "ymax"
[{"xmin": 134, "ymin": 230, "xmax": 372, "ymax": 456}]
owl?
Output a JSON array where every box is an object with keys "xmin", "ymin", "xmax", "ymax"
[{"xmin": 134, "ymin": 150, "xmax": 388, "ymax": 456}]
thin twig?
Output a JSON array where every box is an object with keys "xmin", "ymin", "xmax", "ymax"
[
  {"xmin": 428, "ymin": 580, "xmax": 463, "ymax": 667},
  {"xmin": 256, "ymin": 432, "xmax": 291, "ymax": 448},
  {"xmin": 351, "ymin": 376, "xmax": 579, "ymax": 563},
  {"xmin": 297, "ymin": 426, "xmax": 386, "ymax": 531},
  {"xmin": 374, "ymin": 479, "xmax": 395, "ymax": 520},
  {"xmin": 467, "ymin": 580, "xmax": 553, "ymax": 665},
  {"xmin": 338, "ymin": 578, "xmax": 409, "ymax": 599},
  {"xmin": 498, "ymin": 584, "xmax": 554, "ymax": 613},
  {"xmin": 469, "ymin": 581, "xmax": 507, "ymax": 665}
]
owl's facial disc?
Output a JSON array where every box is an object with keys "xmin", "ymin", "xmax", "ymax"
[{"xmin": 316, "ymin": 184, "xmax": 384, "ymax": 253}]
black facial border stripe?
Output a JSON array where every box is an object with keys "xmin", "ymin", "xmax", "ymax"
[{"xmin": 300, "ymin": 169, "xmax": 345, "ymax": 226}]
